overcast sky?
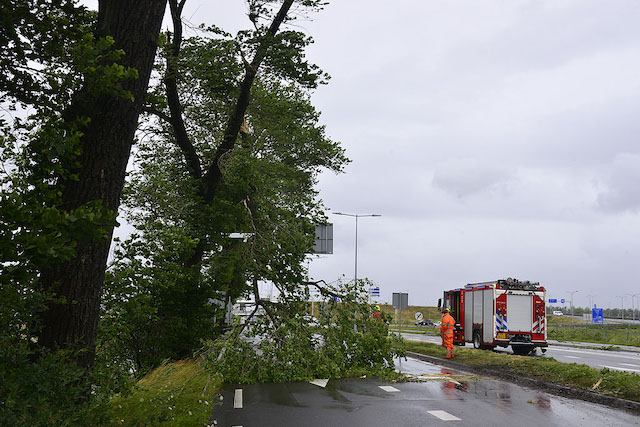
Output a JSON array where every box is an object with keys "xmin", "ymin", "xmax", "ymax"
[
  {"xmin": 93, "ymin": 0, "xmax": 640, "ymax": 310},
  {"xmin": 296, "ymin": 0, "xmax": 640, "ymax": 310}
]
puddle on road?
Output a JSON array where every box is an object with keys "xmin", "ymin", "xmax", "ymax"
[{"xmin": 528, "ymin": 395, "xmax": 552, "ymax": 410}]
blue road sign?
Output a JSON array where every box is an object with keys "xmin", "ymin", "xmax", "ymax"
[
  {"xmin": 592, "ymin": 308, "xmax": 604, "ymax": 324},
  {"xmin": 370, "ymin": 287, "xmax": 380, "ymax": 296},
  {"xmin": 548, "ymin": 298, "xmax": 557, "ymax": 303},
  {"xmin": 561, "ymin": 299, "xmax": 565, "ymax": 303}
]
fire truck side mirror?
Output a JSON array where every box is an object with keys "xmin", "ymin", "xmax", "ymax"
[{"xmin": 437, "ymin": 298, "xmax": 442, "ymax": 311}]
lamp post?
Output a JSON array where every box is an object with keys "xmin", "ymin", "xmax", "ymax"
[
  {"xmin": 334, "ymin": 212, "xmax": 381, "ymax": 333},
  {"xmin": 333, "ymin": 212, "xmax": 381, "ymax": 284},
  {"xmin": 567, "ymin": 290, "xmax": 578, "ymax": 327},
  {"xmin": 586, "ymin": 294, "xmax": 595, "ymax": 324},
  {"xmin": 616, "ymin": 295, "xmax": 625, "ymax": 322},
  {"xmin": 628, "ymin": 294, "xmax": 640, "ymax": 323}
]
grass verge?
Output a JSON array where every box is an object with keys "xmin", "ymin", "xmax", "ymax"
[
  {"xmin": 548, "ymin": 324, "xmax": 640, "ymax": 347},
  {"xmin": 104, "ymin": 359, "xmax": 223, "ymax": 426},
  {"xmin": 404, "ymin": 340, "xmax": 640, "ymax": 403}
]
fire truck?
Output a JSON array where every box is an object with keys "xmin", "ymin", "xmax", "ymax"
[{"xmin": 438, "ymin": 278, "xmax": 548, "ymax": 355}]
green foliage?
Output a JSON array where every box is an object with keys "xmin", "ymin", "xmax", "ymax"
[
  {"xmin": 0, "ymin": 338, "xmax": 112, "ymax": 426},
  {"xmin": 203, "ymin": 280, "xmax": 405, "ymax": 384},
  {"xmin": 1, "ymin": 1, "xmax": 143, "ymax": 421},
  {"xmin": 104, "ymin": 359, "xmax": 223, "ymax": 426},
  {"xmin": 0, "ymin": 115, "xmax": 116, "ymax": 427},
  {"xmin": 100, "ymin": 227, "xmax": 223, "ymax": 375},
  {"xmin": 0, "ymin": 0, "xmax": 94, "ymax": 109},
  {"xmin": 103, "ymin": 15, "xmax": 349, "ymax": 379}
]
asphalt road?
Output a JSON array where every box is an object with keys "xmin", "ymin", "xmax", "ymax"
[
  {"xmin": 209, "ymin": 356, "xmax": 639, "ymax": 426},
  {"xmin": 400, "ymin": 332, "xmax": 640, "ymax": 374}
]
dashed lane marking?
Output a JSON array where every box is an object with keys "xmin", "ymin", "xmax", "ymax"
[
  {"xmin": 621, "ymin": 363, "xmax": 640, "ymax": 367},
  {"xmin": 379, "ymin": 385, "xmax": 400, "ymax": 392},
  {"xmin": 428, "ymin": 410, "xmax": 461, "ymax": 421},
  {"xmin": 233, "ymin": 389, "xmax": 243, "ymax": 409},
  {"xmin": 565, "ymin": 356, "xmax": 580, "ymax": 359}
]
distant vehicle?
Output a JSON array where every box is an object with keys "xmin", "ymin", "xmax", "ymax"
[
  {"xmin": 415, "ymin": 319, "xmax": 435, "ymax": 326},
  {"xmin": 552, "ymin": 311, "xmax": 564, "ymax": 316}
]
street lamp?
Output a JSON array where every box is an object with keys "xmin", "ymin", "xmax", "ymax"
[
  {"xmin": 567, "ymin": 290, "xmax": 578, "ymax": 327},
  {"xmin": 333, "ymin": 212, "xmax": 381, "ymax": 333},
  {"xmin": 333, "ymin": 212, "xmax": 382, "ymax": 284},
  {"xmin": 585, "ymin": 294, "xmax": 595, "ymax": 324},
  {"xmin": 616, "ymin": 296, "xmax": 625, "ymax": 321},
  {"xmin": 628, "ymin": 293, "xmax": 640, "ymax": 324}
]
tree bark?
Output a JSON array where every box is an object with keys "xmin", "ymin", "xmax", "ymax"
[{"xmin": 38, "ymin": 0, "xmax": 167, "ymax": 371}]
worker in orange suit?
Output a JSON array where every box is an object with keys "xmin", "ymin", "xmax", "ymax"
[
  {"xmin": 440, "ymin": 308, "xmax": 456, "ymax": 359},
  {"xmin": 372, "ymin": 305, "xmax": 382, "ymax": 320}
]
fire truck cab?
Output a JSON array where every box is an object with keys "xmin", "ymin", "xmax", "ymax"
[{"xmin": 438, "ymin": 278, "xmax": 547, "ymax": 355}]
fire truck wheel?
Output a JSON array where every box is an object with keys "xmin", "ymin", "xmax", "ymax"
[{"xmin": 473, "ymin": 331, "xmax": 482, "ymax": 349}]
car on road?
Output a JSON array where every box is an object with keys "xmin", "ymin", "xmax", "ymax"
[
  {"xmin": 552, "ymin": 311, "xmax": 564, "ymax": 316},
  {"xmin": 415, "ymin": 319, "xmax": 435, "ymax": 326}
]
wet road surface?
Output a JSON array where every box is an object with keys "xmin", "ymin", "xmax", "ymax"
[{"xmin": 209, "ymin": 356, "xmax": 639, "ymax": 426}]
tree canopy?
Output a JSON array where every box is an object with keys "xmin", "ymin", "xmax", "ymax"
[
  {"xmin": 100, "ymin": 2, "xmax": 349, "ymax": 374},
  {"xmin": 0, "ymin": 1, "xmax": 402, "ymax": 422}
]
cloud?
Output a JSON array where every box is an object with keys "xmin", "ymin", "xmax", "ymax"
[
  {"xmin": 432, "ymin": 157, "xmax": 513, "ymax": 198},
  {"xmin": 597, "ymin": 153, "xmax": 640, "ymax": 213}
]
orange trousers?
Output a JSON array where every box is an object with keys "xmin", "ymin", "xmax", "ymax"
[{"xmin": 442, "ymin": 334, "xmax": 454, "ymax": 358}]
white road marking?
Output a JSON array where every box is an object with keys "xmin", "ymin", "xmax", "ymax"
[
  {"xmin": 621, "ymin": 363, "xmax": 640, "ymax": 367},
  {"xmin": 233, "ymin": 389, "xmax": 243, "ymax": 409},
  {"xmin": 428, "ymin": 410, "xmax": 461, "ymax": 421},
  {"xmin": 565, "ymin": 356, "xmax": 580, "ymax": 359},
  {"xmin": 379, "ymin": 385, "xmax": 400, "ymax": 392},
  {"xmin": 310, "ymin": 379, "xmax": 329, "ymax": 388},
  {"xmin": 600, "ymin": 365, "xmax": 640, "ymax": 373}
]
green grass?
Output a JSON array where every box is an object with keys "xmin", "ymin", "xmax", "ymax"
[
  {"xmin": 380, "ymin": 305, "xmax": 441, "ymax": 325},
  {"xmin": 548, "ymin": 324, "xmax": 640, "ymax": 347},
  {"xmin": 384, "ymin": 306, "xmax": 640, "ymax": 348},
  {"xmin": 404, "ymin": 340, "xmax": 640, "ymax": 402},
  {"xmin": 104, "ymin": 359, "xmax": 223, "ymax": 426}
]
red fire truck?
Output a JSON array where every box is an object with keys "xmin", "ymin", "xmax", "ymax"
[{"xmin": 438, "ymin": 278, "xmax": 548, "ymax": 355}]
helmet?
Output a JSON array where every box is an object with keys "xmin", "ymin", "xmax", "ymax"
[
  {"xmin": 445, "ymin": 308, "xmax": 451, "ymax": 313},
  {"xmin": 374, "ymin": 305, "xmax": 380, "ymax": 311}
]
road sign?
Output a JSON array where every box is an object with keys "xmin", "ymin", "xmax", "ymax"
[
  {"xmin": 592, "ymin": 308, "xmax": 604, "ymax": 324},
  {"xmin": 370, "ymin": 287, "xmax": 380, "ymax": 297},
  {"xmin": 548, "ymin": 298, "xmax": 557, "ymax": 303},
  {"xmin": 392, "ymin": 293, "xmax": 408, "ymax": 309},
  {"xmin": 312, "ymin": 224, "xmax": 333, "ymax": 254},
  {"xmin": 415, "ymin": 312, "xmax": 423, "ymax": 321},
  {"xmin": 561, "ymin": 299, "xmax": 565, "ymax": 303}
]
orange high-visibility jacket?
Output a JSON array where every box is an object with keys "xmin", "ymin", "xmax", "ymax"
[{"xmin": 439, "ymin": 313, "xmax": 455, "ymax": 339}]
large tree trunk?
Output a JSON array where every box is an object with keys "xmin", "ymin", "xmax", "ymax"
[{"xmin": 38, "ymin": 0, "xmax": 167, "ymax": 371}]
